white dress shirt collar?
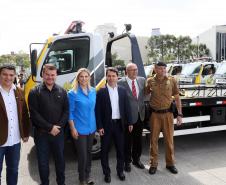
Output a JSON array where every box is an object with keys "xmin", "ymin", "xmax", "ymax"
[
  {"xmin": 0, "ymin": 84, "xmax": 16, "ymax": 91},
  {"xmin": 107, "ymin": 83, "xmax": 117, "ymax": 90}
]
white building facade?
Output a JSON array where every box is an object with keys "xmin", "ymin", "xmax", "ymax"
[{"xmin": 194, "ymin": 25, "xmax": 226, "ymax": 61}]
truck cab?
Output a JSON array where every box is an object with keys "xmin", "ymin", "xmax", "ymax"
[
  {"xmin": 179, "ymin": 62, "xmax": 218, "ymax": 85},
  {"xmin": 27, "ymin": 33, "xmax": 105, "ymax": 92},
  {"xmin": 25, "ymin": 21, "xmax": 145, "ymax": 159}
]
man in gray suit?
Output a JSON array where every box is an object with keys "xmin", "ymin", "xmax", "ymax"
[{"xmin": 118, "ymin": 63, "xmax": 146, "ymax": 172}]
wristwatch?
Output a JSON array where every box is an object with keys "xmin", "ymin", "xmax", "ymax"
[{"xmin": 177, "ymin": 113, "xmax": 183, "ymax": 117}]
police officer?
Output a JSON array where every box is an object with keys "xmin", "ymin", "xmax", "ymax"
[{"xmin": 146, "ymin": 61, "xmax": 182, "ymax": 175}]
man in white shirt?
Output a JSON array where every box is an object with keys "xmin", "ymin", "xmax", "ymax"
[
  {"xmin": 0, "ymin": 64, "xmax": 30, "ymax": 185},
  {"xmin": 96, "ymin": 67, "xmax": 133, "ymax": 183}
]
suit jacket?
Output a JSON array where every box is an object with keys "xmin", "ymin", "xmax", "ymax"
[
  {"xmin": 95, "ymin": 85, "xmax": 132, "ymax": 131},
  {"xmin": 0, "ymin": 87, "xmax": 30, "ymax": 146},
  {"xmin": 118, "ymin": 76, "xmax": 145, "ymax": 123}
]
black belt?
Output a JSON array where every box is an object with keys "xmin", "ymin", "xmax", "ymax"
[
  {"xmin": 151, "ymin": 108, "xmax": 171, "ymax": 114},
  {"xmin": 36, "ymin": 127, "xmax": 61, "ymax": 133},
  {"xmin": 111, "ymin": 119, "xmax": 121, "ymax": 123},
  {"xmin": 36, "ymin": 128, "xmax": 48, "ymax": 133}
]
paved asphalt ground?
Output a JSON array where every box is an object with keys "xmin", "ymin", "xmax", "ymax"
[{"xmin": 2, "ymin": 130, "xmax": 226, "ymax": 185}]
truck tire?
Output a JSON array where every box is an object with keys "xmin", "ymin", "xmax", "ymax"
[
  {"xmin": 64, "ymin": 125, "xmax": 101, "ymax": 160},
  {"xmin": 91, "ymin": 132, "xmax": 101, "ymax": 160}
]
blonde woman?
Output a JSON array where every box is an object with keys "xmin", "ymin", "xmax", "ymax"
[{"xmin": 68, "ymin": 68, "xmax": 96, "ymax": 185}]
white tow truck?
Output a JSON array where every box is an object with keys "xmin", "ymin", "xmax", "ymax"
[{"xmin": 25, "ymin": 21, "xmax": 226, "ymax": 158}]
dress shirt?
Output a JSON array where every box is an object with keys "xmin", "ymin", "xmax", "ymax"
[
  {"xmin": 68, "ymin": 86, "xmax": 96, "ymax": 135},
  {"xmin": 126, "ymin": 77, "xmax": 139, "ymax": 97},
  {"xmin": 0, "ymin": 84, "xmax": 20, "ymax": 147},
  {"xmin": 107, "ymin": 84, "xmax": 121, "ymax": 119}
]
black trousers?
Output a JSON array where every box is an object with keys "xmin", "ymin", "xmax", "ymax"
[
  {"xmin": 101, "ymin": 120, "xmax": 124, "ymax": 175},
  {"xmin": 34, "ymin": 129, "xmax": 65, "ymax": 185},
  {"xmin": 124, "ymin": 116, "xmax": 143, "ymax": 164},
  {"xmin": 74, "ymin": 133, "xmax": 94, "ymax": 182}
]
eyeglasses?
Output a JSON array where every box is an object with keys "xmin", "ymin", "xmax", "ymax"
[{"xmin": 128, "ymin": 69, "xmax": 138, "ymax": 71}]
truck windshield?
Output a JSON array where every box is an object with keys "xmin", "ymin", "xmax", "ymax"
[
  {"xmin": 181, "ymin": 63, "xmax": 201, "ymax": 76},
  {"xmin": 215, "ymin": 62, "xmax": 226, "ymax": 76},
  {"xmin": 44, "ymin": 37, "xmax": 90, "ymax": 75},
  {"xmin": 171, "ymin": 65, "xmax": 183, "ymax": 75}
]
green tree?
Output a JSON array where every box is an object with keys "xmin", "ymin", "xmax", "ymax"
[
  {"xmin": 0, "ymin": 54, "xmax": 15, "ymax": 64},
  {"xmin": 111, "ymin": 52, "xmax": 125, "ymax": 67},
  {"xmin": 146, "ymin": 34, "xmax": 210, "ymax": 62},
  {"xmin": 0, "ymin": 51, "xmax": 30, "ymax": 68},
  {"xmin": 189, "ymin": 44, "xmax": 210, "ymax": 60},
  {"xmin": 174, "ymin": 36, "xmax": 192, "ymax": 61},
  {"xmin": 147, "ymin": 34, "xmax": 177, "ymax": 63},
  {"xmin": 15, "ymin": 51, "xmax": 30, "ymax": 68}
]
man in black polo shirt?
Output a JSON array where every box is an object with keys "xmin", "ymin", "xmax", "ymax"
[{"xmin": 28, "ymin": 64, "xmax": 69, "ymax": 185}]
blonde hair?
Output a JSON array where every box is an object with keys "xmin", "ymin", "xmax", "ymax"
[{"xmin": 73, "ymin": 68, "xmax": 91, "ymax": 91}]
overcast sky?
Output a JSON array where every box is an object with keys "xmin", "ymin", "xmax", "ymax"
[{"xmin": 0, "ymin": 0, "xmax": 226, "ymax": 54}]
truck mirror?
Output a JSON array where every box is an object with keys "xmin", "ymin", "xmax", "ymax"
[{"xmin": 31, "ymin": 49, "xmax": 37, "ymax": 76}]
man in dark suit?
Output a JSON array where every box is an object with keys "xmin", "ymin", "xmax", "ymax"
[
  {"xmin": 96, "ymin": 67, "xmax": 133, "ymax": 183},
  {"xmin": 118, "ymin": 63, "xmax": 146, "ymax": 172},
  {"xmin": 0, "ymin": 64, "xmax": 30, "ymax": 185}
]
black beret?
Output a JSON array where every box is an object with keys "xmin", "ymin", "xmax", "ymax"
[{"xmin": 156, "ymin": 61, "xmax": 167, "ymax": 67}]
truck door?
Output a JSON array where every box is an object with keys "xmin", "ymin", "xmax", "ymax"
[{"xmin": 105, "ymin": 33, "xmax": 145, "ymax": 78}]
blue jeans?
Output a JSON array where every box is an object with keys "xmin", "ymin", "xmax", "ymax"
[
  {"xmin": 34, "ymin": 129, "xmax": 65, "ymax": 185},
  {"xmin": 0, "ymin": 143, "xmax": 21, "ymax": 185}
]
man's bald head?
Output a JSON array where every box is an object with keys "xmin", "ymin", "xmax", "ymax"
[
  {"xmin": 126, "ymin": 63, "xmax": 138, "ymax": 80},
  {"xmin": 126, "ymin": 63, "xmax": 137, "ymax": 71}
]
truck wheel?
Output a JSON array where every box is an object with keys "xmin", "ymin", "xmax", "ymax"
[{"xmin": 91, "ymin": 132, "xmax": 101, "ymax": 160}]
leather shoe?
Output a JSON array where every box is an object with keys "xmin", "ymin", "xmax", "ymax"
[
  {"xmin": 104, "ymin": 175, "xmax": 111, "ymax": 183},
  {"xmin": 79, "ymin": 181, "xmax": 88, "ymax": 185},
  {"xmin": 117, "ymin": 172, "xmax": 125, "ymax": 181},
  {"xmin": 166, "ymin": 165, "xmax": 178, "ymax": 174},
  {"xmin": 124, "ymin": 163, "xmax": 131, "ymax": 172},
  {"xmin": 149, "ymin": 167, "xmax": 157, "ymax": 175},
  {"xmin": 87, "ymin": 179, "xmax": 94, "ymax": 185},
  {"xmin": 132, "ymin": 161, "xmax": 145, "ymax": 169}
]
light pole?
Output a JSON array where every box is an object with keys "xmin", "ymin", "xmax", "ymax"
[
  {"xmin": 160, "ymin": 39, "xmax": 166, "ymax": 62},
  {"xmin": 161, "ymin": 39, "xmax": 164, "ymax": 61},
  {"xmin": 177, "ymin": 42, "xmax": 180, "ymax": 62},
  {"xmin": 197, "ymin": 36, "xmax": 199, "ymax": 58}
]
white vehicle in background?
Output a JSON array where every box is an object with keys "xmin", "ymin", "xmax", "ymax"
[
  {"xmin": 144, "ymin": 64, "xmax": 154, "ymax": 77},
  {"xmin": 179, "ymin": 62, "xmax": 219, "ymax": 85},
  {"xmin": 214, "ymin": 61, "xmax": 226, "ymax": 84},
  {"xmin": 166, "ymin": 63, "xmax": 172, "ymax": 74},
  {"xmin": 169, "ymin": 63, "xmax": 184, "ymax": 76},
  {"xmin": 179, "ymin": 62, "xmax": 202, "ymax": 84},
  {"xmin": 167, "ymin": 63, "xmax": 184, "ymax": 82},
  {"xmin": 145, "ymin": 63, "xmax": 184, "ymax": 79}
]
